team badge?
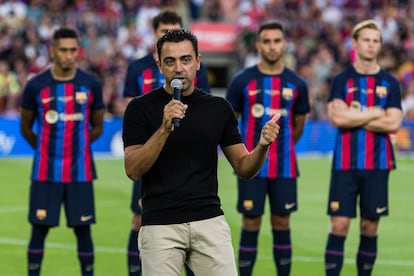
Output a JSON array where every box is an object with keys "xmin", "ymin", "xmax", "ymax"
[
  {"xmin": 376, "ymin": 86, "xmax": 387, "ymax": 98},
  {"xmin": 243, "ymin": 200, "xmax": 254, "ymax": 211},
  {"xmin": 36, "ymin": 209, "xmax": 47, "ymax": 220},
  {"xmin": 45, "ymin": 110, "xmax": 58, "ymax": 124},
  {"xmin": 75, "ymin": 91, "xmax": 88, "ymax": 104},
  {"xmin": 282, "ymin": 88, "xmax": 293, "ymax": 100},
  {"xmin": 330, "ymin": 201, "xmax": 339, "ymax": 212}
]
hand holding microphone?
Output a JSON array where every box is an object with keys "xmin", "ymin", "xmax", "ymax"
[{"xmin": 170, "ymin": 79, "xmax": 183, "ymax": 128}]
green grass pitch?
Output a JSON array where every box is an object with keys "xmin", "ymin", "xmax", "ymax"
[{"xmin": 1, "ymin": 156, "xmax": 413, "ymax": 275}]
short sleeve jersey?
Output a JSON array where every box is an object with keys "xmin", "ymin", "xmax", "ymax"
[
  {"xmin": 226, "ymin": 66, "xmax": 310, "ymax": 178},
  {"xmin": 21, "ymin": 69, "xmax": 104, "ymax": 183},
  {"xmin": 328, "ymin": 66, "xmax": 402, "ymax": 170}
]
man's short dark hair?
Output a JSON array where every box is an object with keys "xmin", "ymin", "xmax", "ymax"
[
  {"xmin": 152, "ymin": 10, "xmax": 183, "ymax": 31},
  {"xmin": 157, "ymin": 29, "xmax": 198, "ymax": 60},
  {"xmin": 52, "ymin": 28, "xmax": 79, "ymax": 43},
  {"xmin": 257, "ymin": 21, "xmax": 284, "ymax": 36}
]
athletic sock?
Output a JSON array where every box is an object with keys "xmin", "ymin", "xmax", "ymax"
[
  {"xmin": 27, "ymin": 225, "xmax": 49, "ymax": 276},
  {"xmin": 357, "ymin": 235, "xmax": 377, "ymax": 276},
  {"xmin": 127, "ymin": 230, "xmax": 141, "ymax": 276},
  {"xmin": 272, "ymin": 229, "xmax": 292, "ymax": 276},
  {"xmin": 74, "ymin": 225, "xmax": 94, "ymax": 276},
  {"xmin": 325, "ymin": 233, "xmax": 346, "ymax": 276},
  {"xmin": 238, "ymin": 229, "xmax": 259, "ymax": 276}
]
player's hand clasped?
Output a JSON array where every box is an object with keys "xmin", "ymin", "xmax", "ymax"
[
  {"xmin": 259, "ymin": 113, "xmax": 281, "ymax": 147},
  {"xmin": 163, "ymin": 99, "xmax": 188, "ymax": 132}
]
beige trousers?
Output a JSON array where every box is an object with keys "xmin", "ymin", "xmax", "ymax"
[{"xmin": 138, "ymin": 215, "xmax": 238, "ymax": 276}]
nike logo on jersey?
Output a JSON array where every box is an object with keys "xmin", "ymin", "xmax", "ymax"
[
  {"xmin": 284, "ymin": 202, "xmax": 296, "ymax": 210},
  {"xmin": 143, "ymin": 78, "xmax": 157, "ymax": 85},
  {"xmin": 376, "ymin": 206, "xmax": 387, "ymax": 214},
  {"xmin": 41, "ymin": 97, "xmax": 55, "ymax": 104},
  {"xmin": 80, "ymin": 215, "xmax": 93, "ymax": 222},
  {"xmin": 248, "ymin": 89, "xmax": 261, "ymax": 96},
  {"xmin": 58, "ymin": 96, "xmax": 73, "ymax": 102}
]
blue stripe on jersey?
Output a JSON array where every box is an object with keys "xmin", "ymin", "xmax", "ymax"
[
  {"xmin": 356, "ymin": 77, "xmax": 367, "ymax": 169},
  {"xmin": 379, "ymin": 135, "xmax": 386, "ymax": 168},
  {"xmin": 260, "ymin": 77, "xmax": 272, "ymax": 175}
]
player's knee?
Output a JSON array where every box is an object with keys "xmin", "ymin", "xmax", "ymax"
[
  {"xmin": 330, "ymin": 217, "xmax": 350, "ymax": 236},
  {"xmin": 360, "ymin": 218, "xmax": 379, "ymax": 236},
  {"xmin": 242, "ymin": 215, "xmax": 261, "ymax": 230},
  {"xmin": 271, "ymin": 214, "xmax": 290, "ymax": 230}
]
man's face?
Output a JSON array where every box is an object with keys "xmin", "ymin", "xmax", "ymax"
[
  {"xmin": 157, "ymin": 40, "xmax": 200, "ymax": 95},
  {"xmin": 353, "ymin": 28, "xmax": 382, "ymax": 62},
  {"xmin": 256, "ymin": 29, "xmax": 286, "ymax": 65},
  {"xmin": 50, "ymin": 38, "xmax": 79, "ymax": 72},
  {"xmin": 154, "ymin": 22, "xmax": 182, "ymax": 40}
]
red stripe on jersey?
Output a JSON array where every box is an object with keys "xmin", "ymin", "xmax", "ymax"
[
  {"xmin": 268, "ymin": 77, "xmax": 281, "ymax": 178},
  {"xmin": 246, "ymin": 80, "xmax": 258, "ymax": 151},
  {"xmin": 342, "ymin": 79, "xmax": 355, "ymax": 169},
  {"xmin": 365, "ymin": 77, "xmax": 375, "ymax": 169},
  {"xmin": 38, "ymin": 87, "xmax": 51, "ymax": 181},
  {"xmin": 142, "ymin": 68, "xmax": 153, "ymax": 94},
  {"xmin": 62, "ymin": 83, "xmax": 74, "ymax": 182}
]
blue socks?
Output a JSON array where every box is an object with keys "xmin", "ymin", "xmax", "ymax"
[
  {"xmin": 238, "ymin": 229, "xmax": 259, "ymax": 276},
  {"xmin": 273, "ymin": 229, "xmax": 292, "ymax": 276},
  {"xmin": 357, "ymin": 235, "xmax": 377, "ymax": 276},
  {"xmin": 127, "ymin": 230, "xmax": 141, "ymax": 275},
  {"xmin": 325, "ymin": 233, "xmax": 346, "ymax": 276},
  {"xmin": 27, "ymin": 225, "xmax": 49, "ymax": 276},
  {"xmin": 74, "ymin": 225, "xmax": 94, "ymax": 276}
]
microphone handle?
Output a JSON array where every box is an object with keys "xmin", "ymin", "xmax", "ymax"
[{"xmin": 173, "ymin": 87, "xmax": 181, "ymax": 127}]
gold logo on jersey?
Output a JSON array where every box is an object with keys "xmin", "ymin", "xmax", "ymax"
[
  {"xmin": 75, "ymin": 92, "xmax": 88, "ymax": 104},
  {"xmin": 330, "ymin": 201, "xmax": 339, "ymax": 212},
  {"xmin": 282, "ymin": 88, "xmax": 293, "ymax": 100},
  {"xmin": 36, "ymin": 209, "xmax": 47, "ymax": 220},
  {"xmin": 243, "ymin": 200, "xmax": 254, "ymax": 211},
  {"xmin": 349, "ymin": 101, "xmax": 361, "ymax": 112},
  {"xmin": 376, "ymin": 86, "xmax": 387, "ymax": 98}
]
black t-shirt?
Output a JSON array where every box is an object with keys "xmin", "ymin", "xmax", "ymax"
[{"xmin": 123, "ymin": 88, "xmax": 242, "ymax": 225}]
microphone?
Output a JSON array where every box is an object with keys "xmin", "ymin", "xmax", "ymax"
[{"xmin": 170, "ymin": 79, "xmax": 183, "ymax": 127}]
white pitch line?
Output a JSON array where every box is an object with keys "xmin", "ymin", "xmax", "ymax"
[
  {"xmin": 2, "ymin": 237, "xmax": 414, "ymax": 267},
  {"xmin": 0, "ymin": 205, "xmax": 26, "ymax": 213}
]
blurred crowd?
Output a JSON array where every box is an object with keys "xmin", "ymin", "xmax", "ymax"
[{"xmin": 1, "ymin": 0, "xmax": 414, "ymax": 120}]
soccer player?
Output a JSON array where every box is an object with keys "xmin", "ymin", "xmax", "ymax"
[
  {"xmin": 20, "ymin": 28, "xmax": 105, "ymax": 276},
  {"xmin": 324, "ymin": 19, "xmax": 403, "ymax": 276},
  {"xmin": 122, "ymin": 29, "xmax": 280, "ymax": 276},
  {"xmin": 226, "ymin": 21, "xmax": 310, "ymax": 276},
  {"xmin": 122, "ymin": 9, "xmax": 209, "ymax": 276}
]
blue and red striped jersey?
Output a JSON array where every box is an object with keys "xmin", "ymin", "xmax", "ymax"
[
  {"xmin": 123, "ymin": 53, "xmax": 210, "ymax": 98},
  {"xmin": 226, "ymin": 66, "xmax": 310, "ymax": 178},
  {"xmin": 328, "ymin": 66, "xmax": 402, "ymax": 170},
  {"xmin": 21, "ymin": 69, "xmax": 104, "ymax": 182}
]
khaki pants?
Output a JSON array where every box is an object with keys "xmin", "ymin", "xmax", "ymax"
[{"xmin": 138, "ymin": 215, "xmax": 238, "ymax": 276}]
